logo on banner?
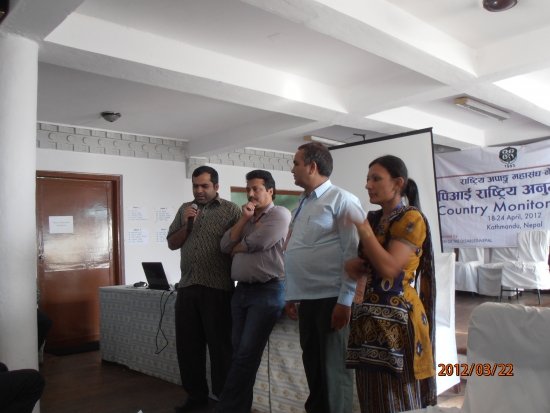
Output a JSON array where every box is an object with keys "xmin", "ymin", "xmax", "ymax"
[{"xmin": 499, "ymin": 147, "xmax": 517, "ymax": 168}]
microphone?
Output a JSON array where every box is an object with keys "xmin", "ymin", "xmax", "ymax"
[{"xmin": 187, "ymin": 203, "xmax": 198, "ymax": 233}]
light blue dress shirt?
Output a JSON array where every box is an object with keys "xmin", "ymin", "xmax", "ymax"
[{"xmin": 284, "ymin": 180, "xmax": 366, "ymax": 306}]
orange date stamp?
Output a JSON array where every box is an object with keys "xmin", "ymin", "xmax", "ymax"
[{"xmin": 438, "ymin": 363, "xmax": 514, "ymax": 377}]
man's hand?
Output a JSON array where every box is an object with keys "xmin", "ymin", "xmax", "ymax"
[
  {"xmin": 182, "ymin": 204, "xmax": 199, "ymax": 227},
  {"xmin": 231, "ymin": 242, "xmax": 247, "ymax": 258},
  {"xmin": 241, "ymin": 201, "xmax": 255, "ymax": 220},
  {"xmin": 228, "ymin": 202, "xmax": 255, "ymax": 242},
  {"xmin": 331, "ymin": 303, "xmax": 351, "ymax": 331},
  {"xmin": 168, "ymin": 204, "xmax": 199, "ymax": 250},
  {"xmin": 285, "ymin": 302, "xmax": 298, "ymax": 321}
]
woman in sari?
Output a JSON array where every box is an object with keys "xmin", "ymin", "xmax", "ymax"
[{"xmin": 345, "ymin": 155, "xmax": 436, "ymax": 412}]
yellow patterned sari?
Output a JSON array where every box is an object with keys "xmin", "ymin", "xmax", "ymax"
[{"xmin": 347, "ymin": 205, "xmax": 436, "ymax": 411}]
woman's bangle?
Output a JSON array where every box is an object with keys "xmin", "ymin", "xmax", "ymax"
[{"xmin": 359, "ymin": 226, "xmax": 373, "ymax": 239}]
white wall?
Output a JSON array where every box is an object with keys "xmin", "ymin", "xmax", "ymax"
[
  {"xmin": 330, "ymin": 130, "xmax": 442, "ymax": 253},
  {"xmin": 210, "ymin": 162, "xmax": 300, "ymax": 200},
  {"xmin": 36, "ymin": 149, "xmax": 300, "ymax": 285}
]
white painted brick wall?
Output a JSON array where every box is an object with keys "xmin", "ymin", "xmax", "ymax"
[
  {"xmin": 36, "ymin": 123, "xmax": 188, "ymax": 163},
  {"xmin": 36, "ymin": 123, "xmax": 294, "ymax": 180}
]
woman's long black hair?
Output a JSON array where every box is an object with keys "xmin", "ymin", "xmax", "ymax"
[{"xmin": 369, "ymin": 155, "xmax": 420, "ymax": 209}]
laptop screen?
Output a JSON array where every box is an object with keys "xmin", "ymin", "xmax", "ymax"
[{"xmin": 141, "ymin": 262, "xmax": 171, "ymax": 291}]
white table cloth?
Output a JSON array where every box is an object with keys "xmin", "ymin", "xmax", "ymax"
[
  {"xmin": 100, "ymin": 264, "xmax": 458, "ymax": 412},
  {"xmin": 455, "ymin": 248, "xmax": 484, "ymax": 293}
]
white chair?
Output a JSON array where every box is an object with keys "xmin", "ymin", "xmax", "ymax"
[
  {"xmin": 455, "ymin": 248, "xmax": 484, "ymax": 294},
  {"xmin": 434, "ymin": 252, "xmax": 460, "ymax": 394},
  {"xmin": 477, "ymin": 248, "xmax": 518, "ymax": 297},
  {"xmin": 408, "ymin": 303, "xmax": 550, "ymax": 413},
  {"xmin": 482, "ymin": 248, "xmax": 491, "ymax": 264},
  {"xmin": 501, "ymin": 230, "xmax": 550, "ymax": 305}
]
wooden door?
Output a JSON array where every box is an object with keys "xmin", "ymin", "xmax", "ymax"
[{"xmin": 36, "ymin": 171, "xmax": 123, "ymax": 349}]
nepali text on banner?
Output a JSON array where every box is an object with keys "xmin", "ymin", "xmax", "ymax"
[{"xmin": 435, "ymin": 140, "xmax": 550, "ymax": 248}]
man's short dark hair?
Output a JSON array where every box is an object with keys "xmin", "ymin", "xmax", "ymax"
[
  {"xmin": 192, "ymin": 166, "xmax": 219, "ymax": 185},
  {"xmin": 297, "ymin": 142, "xmax": 333, "ymax": 177},
  {"xmin": 245, "ymin": 169, "xmax": 276, "ymax": 200}
]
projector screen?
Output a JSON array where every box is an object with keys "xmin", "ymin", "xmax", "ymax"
[{"xmin": 329, "ymin": 128, "xmax": 442, "ymax": 253}]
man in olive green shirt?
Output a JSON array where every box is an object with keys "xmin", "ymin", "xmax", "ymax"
[{"xmin": 167, "ymin": 166, "xmax": 241, "ymax": 413}]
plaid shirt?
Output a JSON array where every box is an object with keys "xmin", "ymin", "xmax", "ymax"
[{"xmin": 167, "ymin": 195, "xmax": 241, "ymax": 291}]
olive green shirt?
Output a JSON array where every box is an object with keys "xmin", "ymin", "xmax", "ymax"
[{"xmin": 167, "ymin": 195, "xmax": 241, "ymax": 291}]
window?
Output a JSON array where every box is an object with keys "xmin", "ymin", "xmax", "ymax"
[{"xmin": 230, "ymin": 187, "xmax": 302, "ymax": 211}]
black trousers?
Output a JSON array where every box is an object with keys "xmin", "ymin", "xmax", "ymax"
[
  {"xmin": 298, "ymin": 297, "xmax": 353, "ymax": 413},
  {"xmin": 0, "ymin": 363, "xmax": 45, "ymax": 413},
  {"xmin": 174, "ymin": 285, "xmax": 233, "ymax": 401}
]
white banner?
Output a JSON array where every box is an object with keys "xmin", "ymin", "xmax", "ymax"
[{"xmin": 435, "ymin": 140, "xmax": 550, "ymax": 248}]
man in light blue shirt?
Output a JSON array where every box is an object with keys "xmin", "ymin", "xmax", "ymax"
[{"xmin": 284, "ymin": 142, "xmax": 365, "ymax": 413}]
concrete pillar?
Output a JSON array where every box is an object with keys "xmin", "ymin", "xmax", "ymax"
[{"xmin": 0, "ymin": 33, "xmax": 39, "ymax": 371}]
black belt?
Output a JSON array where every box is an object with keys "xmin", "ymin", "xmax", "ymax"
[{"xmin": 239, "ymin": 278, "xmax": 282, "ymax": 286}]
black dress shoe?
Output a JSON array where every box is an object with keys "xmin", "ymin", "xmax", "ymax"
[{"xmin": 174, "ymin": 398, "xmax": 208, "ymax": 413}]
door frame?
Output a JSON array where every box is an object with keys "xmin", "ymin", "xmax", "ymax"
[{"xmin": 36, "ymin": 170, "xmax": 124, "ymax": 285}]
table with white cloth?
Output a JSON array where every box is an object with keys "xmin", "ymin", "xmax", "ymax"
[
  {"xmin": 100, "ymin": 255, "xmax": 457, "ymax": 413},
  {"xmin": 99, "ymin": 286, "xmax": 360, "ymax": 413},
  {"xmin": 99, "ymin": 286, "xmax": 191, "ymax": 385},
  {"xmin": 99, "ymin": 286, "xmax": 361, "ymax": 412}
]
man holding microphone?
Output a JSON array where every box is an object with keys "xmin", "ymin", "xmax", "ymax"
[{"xmin": 167, "ymin": 166, "xmax": 241, "ymax": 413}]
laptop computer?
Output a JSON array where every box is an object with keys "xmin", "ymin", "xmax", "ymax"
[{"xmin": 141, "ymin": 262, "xmax": 171, "ymax": 291}]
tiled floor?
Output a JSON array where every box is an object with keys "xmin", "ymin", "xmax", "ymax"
[
  {"xmin": 39, "ymin": 290, "xmax": 549, "ymax": 412},
  {"xmin": 437, "ymin": 381, "xmax": 466, "ymax": 408}
]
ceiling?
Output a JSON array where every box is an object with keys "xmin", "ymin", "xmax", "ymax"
[
  {"xmin": 385, "ymin": 0, "xmax": 550, "ymax": 49},
  {"xmin": 3, "ymin": 0, "xmax": 550, "ymax": 156}
]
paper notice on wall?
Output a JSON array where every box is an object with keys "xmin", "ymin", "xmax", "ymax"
[
  {"xmin": 156, "ymin": 228, "xmax": 169, "ymax": 243},
  {"xmin": 155, "ymin": 207, "xmax": 175, "ymax": 223},
  {"xmin": 128, "ymin": 229, "xmax": 148, "ymax": 244},
  {"xmin": 49, "ymin": 216, "xmax": 74, "ymax": 234},
  {"xmin": 127, "ymin": 206, "xmax": 148, "ymax": 222}
]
